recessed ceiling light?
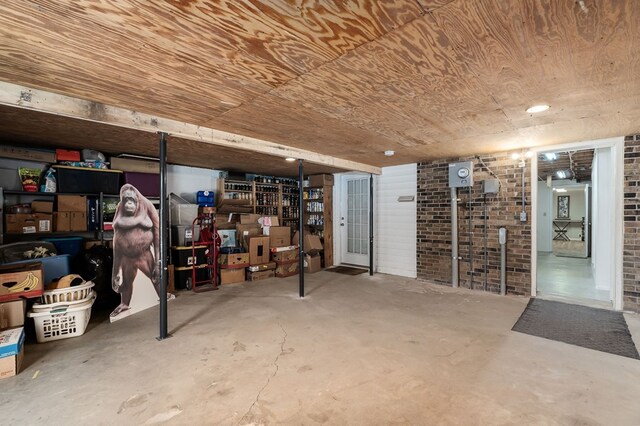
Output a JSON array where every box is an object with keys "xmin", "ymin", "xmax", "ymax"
[
  {"xmin": 544, "ymin": 153, "xmax": 557, "ymax": 161},
  {"xmin": 285, "ymin": 157, "xmax": 296, "ymax": 162},
  {"xmin": 384, "ymin": 150, "xmax": 395, "ymax": 157},
  {"xmin": 555, "ymin": 188, "xmax": 567, "ymax": 193},
  {"xmin": 526, "ymin": 104, "xmax": 550, "ymax": 113},
  {"xmin": 511, "ymin": 152, "xmax": 521, "ymax": 160}
]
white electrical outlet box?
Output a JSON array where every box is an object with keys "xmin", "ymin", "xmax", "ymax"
[{"xmin": 499, "ymin": 228, "xmax": 507, "ymax": 244}]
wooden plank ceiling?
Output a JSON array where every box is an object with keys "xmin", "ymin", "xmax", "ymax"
[{"xmin": 0, "ymin": 0, "xmax": 638, "ymax": 173}]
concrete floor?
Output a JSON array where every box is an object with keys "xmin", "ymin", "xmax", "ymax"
[
  {"xmin": 2, "ymin": 272, "xmax": 640, "ymax": 425},
  {"xmin": 537, "ymin": 251, "xmax": 610, "ymax": 304}
]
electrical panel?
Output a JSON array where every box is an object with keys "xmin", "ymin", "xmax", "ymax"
[
  {"xmin": 482, "ymin": 179, "xmax": 499, "ymax": 194},
  {"xmin": 448, "ymin": 161, "xmax": 474, "ymax": 188}
]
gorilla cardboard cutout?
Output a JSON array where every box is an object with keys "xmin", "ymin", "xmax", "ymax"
[{"xmin": 110, "ymin": 184, "xmax": 170, "ymax": 321}]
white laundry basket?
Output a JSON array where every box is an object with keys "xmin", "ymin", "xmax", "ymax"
[
  {"xmin": 41, "ymin": 281, "xmax": 94, "ymax": 304},
  {"xmin": 27, "ymin": 295, "xmax": 95, "ymax": 343}
]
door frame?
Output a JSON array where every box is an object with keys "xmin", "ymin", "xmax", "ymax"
[
  {"xmin": 333, "ymin": 172, "xmax": 372, "ymax": 267},
  {"xmin": 530, "ymin": 136, "xmax": 624, "ymax": 310}
]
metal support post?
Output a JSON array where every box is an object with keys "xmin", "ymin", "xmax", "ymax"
[
  {"xmin": 298, "ymin": 159, "xmax": 305, "ymax": 298},
  {"xmin": 157, "ymin": 132, "xmax": 169, "ymax": 340},
  {"xmin": 369, "ymin": 174, "xmax": 374, "ymax": 276}
]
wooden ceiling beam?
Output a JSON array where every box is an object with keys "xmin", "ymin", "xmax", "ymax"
[{"xmin": 0, "ymin": 81, "xmax": 381, "ymax": 175}]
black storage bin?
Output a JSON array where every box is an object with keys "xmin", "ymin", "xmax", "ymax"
[
  {"xmin": 53, "ymin": 165, "xmax": 122, "ymax": 194},
  {"xmin": 174, "ymin": 265, "xmax": 209, "ymax": 290},
  {"xmin": 171, "ymin": 245, "xmax": 208, "ymax": 267}
]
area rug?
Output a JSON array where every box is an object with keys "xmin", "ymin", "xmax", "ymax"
[
  {"xmin": 325, "ymin": 266, "xmax": 369, "ymax": 275},
  {"xmin": 512, "ymin": 298, "xmax": 639, "ymax": 359}
]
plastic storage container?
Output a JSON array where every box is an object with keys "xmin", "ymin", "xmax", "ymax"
[
  {"xmin": 5, "ymin": 254, "xmax": 71, "ymax": 287},
  {"xmin": 53, "ymin": 165, "xmax": 122, "ymax": 194},
  {"xmin": 196, "ymin": 191, "xmax": 215, "ymax": 207},
  {"xmin": 27, "ymin": 295, "xmax": 95, "ymax": 343},
  {"xmin": 40, "ymin": 237, "xmax": 84, "ymax": 260},
  {"xmin": 123, "ymin": 172, "xmax": 160, "ymax": 197}
]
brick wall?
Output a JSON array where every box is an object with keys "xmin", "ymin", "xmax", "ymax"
[
  {"xmin": 417, "ymin": 153, "xmax": 532, "ymax": 295},
  {"xmin": 624, "ymin": 135, "xmax": 640, "ymax": 312}
]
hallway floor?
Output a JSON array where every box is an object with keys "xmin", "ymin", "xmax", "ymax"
[
  {"xmin": 2, "ymin": 273, "xmax": 639, "ymax": 425},
  {"xmin": 537, "ymin": 251, "xmax": 610, "ymax": 303}
]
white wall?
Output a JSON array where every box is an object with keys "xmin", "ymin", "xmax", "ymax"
[
  {"xmin": 374, "ymin": 164, "xmax": 417, "ymax": 278},
  {"xmin": 537, "ymin": 181, "xmax": 553, "ymax": 252},
  {"xmin": 592, "ymin": 147, "xmax": 613, "ymax": 292},
  {"xmin": 553, "ymin": 187, "xmax": 586, "ymax": 240},
  {"xmin": 167, "ymin": 164, "xmax": 221, "ymax": 203}
]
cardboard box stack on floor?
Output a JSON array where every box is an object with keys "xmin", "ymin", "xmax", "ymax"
[
  {"xmin": 293, "ymin": 231, "xmax": 323, "ymax": 273},
  {"xmin": 268, "ymin": 224, "xmax": 298, "ymax": 278},
  {"xmin": 0, "ymin": 265, "xmax": 35, "ymax": 380}
]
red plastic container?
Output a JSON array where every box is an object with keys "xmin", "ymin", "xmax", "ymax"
[
  {"xmin": 56, "ymin": 149, "xmax": 81, "ymax": 162},
  {"xmin": 123, "ymin": 172, "xmax": 160, "ymax": 197}
]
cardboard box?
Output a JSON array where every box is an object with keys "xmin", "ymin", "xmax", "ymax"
[
  {"xmin": 236, "ymin": 224, "xmax": 262, "ymax": 250},
  {"xmin": 0, "ymin": 262, "xmax": 44, "ymax": 302},
  {"xmin": 247, "ymin": 270, "xmax": 275, "ymax": 281},
  {"xmin": 54, "ymin": 212, "xmax": 71, "ymax": 232},
  {"xmin": 304, "ymin": 254, "xmax": 322, "ymax": 273},
  {"xmin": 5, "ymin": 213, "xmax": 52, "ymax": 234},
  {"xmin": 293, "ymin": 231, "xmax": 323, "ymax": 255},
  {"xmin": 266, "ymin": 226, "xmax": 291, "ymax": 248},
  {"xmin": 110, "ymin": 157, "xmax": 160, "ymax": 174},
  {"xmin": 57, "ymin": 195, "xmax": 87, "ymax": 212},
  {"xmin": 216, "ymin": 213, "xmax": 239, "ymax": 230},
  {"xmin": 0, "ymin": 327, "xmax": 25, "ymax": 380},
  {"xmin": 249, "ymin": 237, "xmax": 270, "ymax": 265},
  {"xmin": 219, "ymin": 253, "xmax": 250, "ymax": 268},
  {"xmin": 70, "ymin": 212, "xmax": 87, "ymax": 231},
  {"xmin": 309, "ymin": 174, "xmax": 334, "ymax": 187},
  {"xmin": 247, "ymin": 262, "xmax": 276, "ymax": 272},
  {"xmin": 240, "ymin": 214, "xmax": 261, "ymax": 224},
  {"xmin": 0, "ymin": 300, "xmax": 25, "ymax": 330},
  {"xmin": 275, "ymin": 260, "xmax": 299, "ymax": 277},
  {"xmin": 31, "ymin": 200, "xmax": 54, "ymax": 213},
  {"xmin": 220, "ymin": 268, "xmax": 245, "ymax": 285},
  {"xmin": 271, "ymin": 248, "xmax": 299, "ymax": 263}
]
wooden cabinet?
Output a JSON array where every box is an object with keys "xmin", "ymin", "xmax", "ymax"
[{"xmin": 303, "ymin": 185, "xmax": 333, "ymax": 267}]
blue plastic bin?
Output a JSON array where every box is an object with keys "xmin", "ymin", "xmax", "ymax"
[
  {"xmin": 40, "ymin": 237, "xmax": 84, "ymax": 260},
  {"xmin": 196, "ymin": 191, "xmax": 215, "ymax": 207},
  {"xmin": 7, "ymin": 254, "xmax": 71, "ymax": 287}
]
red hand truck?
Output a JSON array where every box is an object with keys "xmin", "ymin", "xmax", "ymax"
[{"xmin": 191, "ymin": 209, "xmax": 220, "ymax": 292}]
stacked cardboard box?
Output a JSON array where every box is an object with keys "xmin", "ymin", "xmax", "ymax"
[
  {"xmin": 219, "ymin": 252, "xmax": 250, "ymax": 285},
  {"xmin": 293, "ymin": 231, "xmax": 323, "ymax": 273},
  {"xmin": 5, "ymin": 200, "xmax": 53, "ymax": 234},
  {"xmin": 55, "ymin": 195, "xmax": 87, "ymax": 232}
]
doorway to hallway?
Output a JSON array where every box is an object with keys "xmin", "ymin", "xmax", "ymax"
[{"xmin": 535, "ymin": 147, "xmax": 613, "ymax": 307}]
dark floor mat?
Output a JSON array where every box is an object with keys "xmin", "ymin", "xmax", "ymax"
[
  {"xmin": 326, "ymin": 266, "xmax": 369, "ymax": 275},
  {"xmin": 512, "ymin": 298, "xmax": 639, "ymax": 359}
]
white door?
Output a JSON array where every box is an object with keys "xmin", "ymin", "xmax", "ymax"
[{"xmin": 341, "ymin": 175, "xmax": 370, "ymax": 266}]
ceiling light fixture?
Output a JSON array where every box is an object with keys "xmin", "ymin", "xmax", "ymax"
[
  {"xmin": 524, "ymin": 150, "xmax": 533, "ymax": 158},
  {"xmin": 544, "ymin": 153, "xmax": 557, "ymax": 161},
  {"xmin": 556, "ymin": 170, "xmax": 567, "ymax": 179},
  {"xmin": 384, "ymin": 150, "xmax": 395, "ymax": 157},
  {"xmin": 511, "ymin": 152, "xmax": 521, "ymax": 160},
  {"xmin": 526, "ymin": 104, "xmax": 550, "ymax": 113},
  {"xmin": 285, "ymin": 157, "xmax": 296, "ymax": 162},
  {"xmin": 555, "ymin": 188, "xmax": 567, "ymax": 193}
]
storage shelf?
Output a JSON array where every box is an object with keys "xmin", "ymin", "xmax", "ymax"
[
  {"xmin": 255, "ymin": 204, "xmax": 278, "ymax": 207},
  {"xmin": 5, "ymin": 231, "xmax": 98, "ymax": 237},
  {"xmin": 224, "ymin": 189, "xmax": 252, "ymax": 193},
  {"xmin": 0, "ymin": 190, "xmax": 163, "ymax": 200},
  {"xmin": 304, "ymin": 198, "xmax": 322, "ymax": 201}
]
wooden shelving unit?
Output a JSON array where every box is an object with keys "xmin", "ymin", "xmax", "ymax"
[
  {"xmin": 303, "ymin": 185, "xmax": 333, "ymax": 267},
  {"xmin": 217, "ymin": 178, "xmax": 300, "ymax": 227}
]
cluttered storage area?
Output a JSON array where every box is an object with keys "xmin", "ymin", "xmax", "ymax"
[{"xmin": 0, "ymin": 144, "xmax": 335, "ymax": 380}]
